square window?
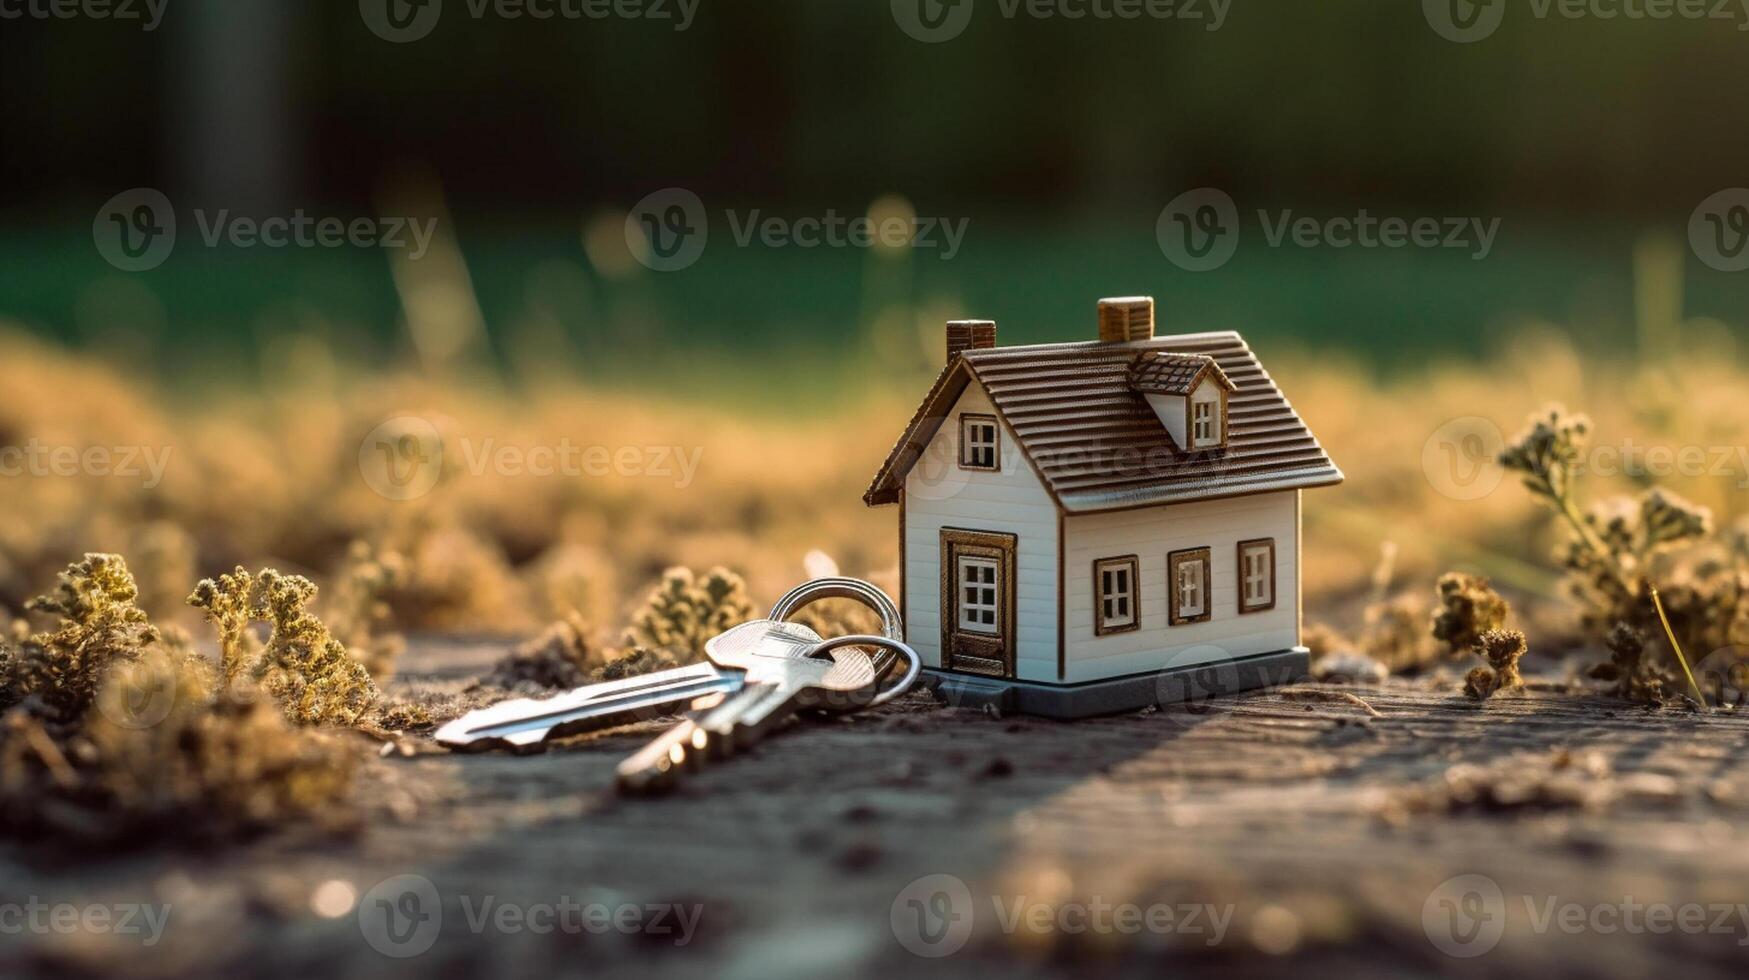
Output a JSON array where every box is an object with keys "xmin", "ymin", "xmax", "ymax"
[
  {"xmin": 959, "ymin": 414, "xmax": 1000, "ymax": 470},
  {"xmin": 1093, "ymin": 556, "xmax": 1139, "ymax": 635}
]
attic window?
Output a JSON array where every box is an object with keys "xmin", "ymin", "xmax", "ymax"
[
  {"xmin": 960, "ymin": 414, "xmax": 999, "ymax": 470},
  {"xmin": 1193, "ymin": 401, "xmax": 1218, "ymax": 447}
]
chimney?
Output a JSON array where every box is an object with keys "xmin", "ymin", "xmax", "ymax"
[
  {"xmin": 1098, "ymin": 297, "xmax": 1155, "ymax": 343},
  {"xmin": 946, "ymin": 320, "xmax": 997, "ymax": 360}
]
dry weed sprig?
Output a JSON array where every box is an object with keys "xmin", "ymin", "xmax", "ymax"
[
  {"xmin": 1431, "ymin": 573, "xmax": 1510, "ymax": 656},
  {"xmin": 1500, "ymin": 405, "xmax": 1742, "ymax": 703},
  {"xmin": 1463, "ymin": 629, "xmax": 1528, "ymax": 701},
  {"xmin": 188, "ymin": 568, "xmax": 380, "ymax": 726},
  {"xmin": 326, "ymin": 541, "xmax": 408, "ymax": 681},
  {"xmin": 0, "ymin": 555, "xmax": 364, "ymax": 848},
  {"xmin": 4, "ymin": 554, "xmax": 163, "ymax": 726},
  {"xmin": 624, "ymin": 566, "xmax": 754, "ymax": 660}
]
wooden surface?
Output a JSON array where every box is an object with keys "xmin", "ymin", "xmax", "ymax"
[{"xmin": 4, "ymin": 643, "xmax": 1748, "ymax": 980}]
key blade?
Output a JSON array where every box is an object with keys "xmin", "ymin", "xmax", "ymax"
[{"xmin": 435, "ymin": 671, "xmax": 743, "ymax": 750}]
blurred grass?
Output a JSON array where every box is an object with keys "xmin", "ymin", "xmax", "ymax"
[{"xmin": 0, "ymin": 222, "xmax": 1744, "ymax": 650}]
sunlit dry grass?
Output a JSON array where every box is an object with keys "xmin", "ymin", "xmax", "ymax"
[{"xmin": 0, "ymin": 302, "xmax": 1744, "ymax": 658}]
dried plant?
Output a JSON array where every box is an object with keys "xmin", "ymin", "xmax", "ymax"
[
  {"xmin": 1431, "ymin": 572, "xmax": 1510, "ymax": 656},
  {"xmin": 1499, "ymin": 405, "xmax": 1745, "ymax": 702},
  {"xmin": 0, "ymin": 557, "xmax": 364, "ymax": 848},
  {"xmin": 1463, "ymin": 628, "xmax": 1528, "ymax": 701},
  {"xmin": 624, "ymin": 566, "xmax": 754, "ymax": 660},
  {"xmin": 486, "ymin": 613, "xmax": 603, "ymax": 689},
  {"xmin": 1, "ymin": 648, "xmax": 361, "ymax": 847},
  {"xmin": 325, "ymin": 541, "xmax": 408, "ymax": 681},
  {"xmin": 188, "ymin": 568, "xmax": 380, "ymax": 726},
  {"xmin": 3, "ymin": 554, "xmax": 163, "ymax": 726}
]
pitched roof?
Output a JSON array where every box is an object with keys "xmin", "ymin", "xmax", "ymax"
[
  {"xmin": 1128, "ymin": 351, "xmax": 1233, "ymax": 396},
  {"xmin": 864, "ymin": 331, "xmax": 1343, "ymax": 513}
]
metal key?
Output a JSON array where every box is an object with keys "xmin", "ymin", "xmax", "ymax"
[
  {"xmin": 434, "ymin": 623, "xmax": 828, "ymax": 751},
  {"xmin": 436, "ymin": 577, "xmax": 914, "ymax": 753},
  {"xmin": 616, "ymin": 629, "xmax": 920, "ymax": 794}
]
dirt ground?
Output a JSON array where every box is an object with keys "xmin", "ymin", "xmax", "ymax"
[{"xmin": 5, "ymin": 638, "xmax": 1749, "ymax": 980}]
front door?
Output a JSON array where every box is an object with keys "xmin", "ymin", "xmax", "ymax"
[{"xmin": 939, "ymin": 528, "xmax": 1017, "ymax": 677}]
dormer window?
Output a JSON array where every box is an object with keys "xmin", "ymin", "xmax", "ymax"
[
  {"xmin": 1129, "ymin": 352, "xmax": 1235, "ymax": 453},
  {"xmin": 960, "ymin": 414, "xmax": 999, "ymax": 470},
  {"xmin": 1193, "ymin": 402, "xmax": 1216, "ymax": 445}
]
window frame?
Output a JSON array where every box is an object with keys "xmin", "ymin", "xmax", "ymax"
[
  {"xmin": 958, "ymin": 413, "xmax": 1001, "ymax": 471},
  {"xmin": 1092, "ymin": 555, "xmax": 1141, "ymax": 636},
  {"xmin": 1168, "ymin": 546, "xmax": 1213, "ymax": 625},
  {"xmin": 1185, "ymin": 388, "xmax": 1228, "ymax": 450},
  {"xmin": 1193, "ymin": 401, "xmax": 1216, "ymax": 444},
  {"xmin": 1237, "ymin": 538, "xmax": 1277, "ymax": 614},
  {"xmin": 956, "ymin": 555, "xmax": 1001, "ymax": 634}
]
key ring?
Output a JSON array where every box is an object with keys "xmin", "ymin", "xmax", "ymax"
[{"xmin": 768, "ymin": 577, "xmax": 920, "ymax": 707}]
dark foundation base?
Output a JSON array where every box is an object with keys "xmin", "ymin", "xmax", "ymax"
[{"xmin": 920, "ymin": 647, "xmax": 1309, "ymax": 720}]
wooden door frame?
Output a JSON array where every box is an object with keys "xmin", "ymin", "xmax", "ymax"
[{"xmin": 939, "ymin": 528, "xmax": 1018, "ymax": 678}]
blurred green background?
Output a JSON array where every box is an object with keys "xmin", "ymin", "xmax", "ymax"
[{"xmin": 2, "ymin": 0, "xmax": 1746, "ymax": 395}]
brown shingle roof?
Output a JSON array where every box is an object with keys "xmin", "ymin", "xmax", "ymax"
[
  {"xmin": 864, "ymin": 331, "xmax": 1342, "ymax": 513},
  {"xmin": 1128, "ymin": 351, "xmax": 1232, "ymax": 396}
]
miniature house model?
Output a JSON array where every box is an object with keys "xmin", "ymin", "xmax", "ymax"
[{"xmin": 865, "ymin": 298, "xmax": 1343, "ymax": 718}]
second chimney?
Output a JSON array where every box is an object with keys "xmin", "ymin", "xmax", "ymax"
[
  {"xmin": 1098, "ymin": 297, "xmax": 1155, "ymax": 343},
  {"xmin": 946, "ymin": 320, "xmax": 998, "ymax": 360}
]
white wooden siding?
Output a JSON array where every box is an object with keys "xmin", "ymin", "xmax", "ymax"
[
  {"xmin": 903, "ymin": 380, "xmax": 1060, "ymax": 683},
  {"xmin": 1062, "ymin": 490, "xmax": 1299, "ymax": 683}
]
